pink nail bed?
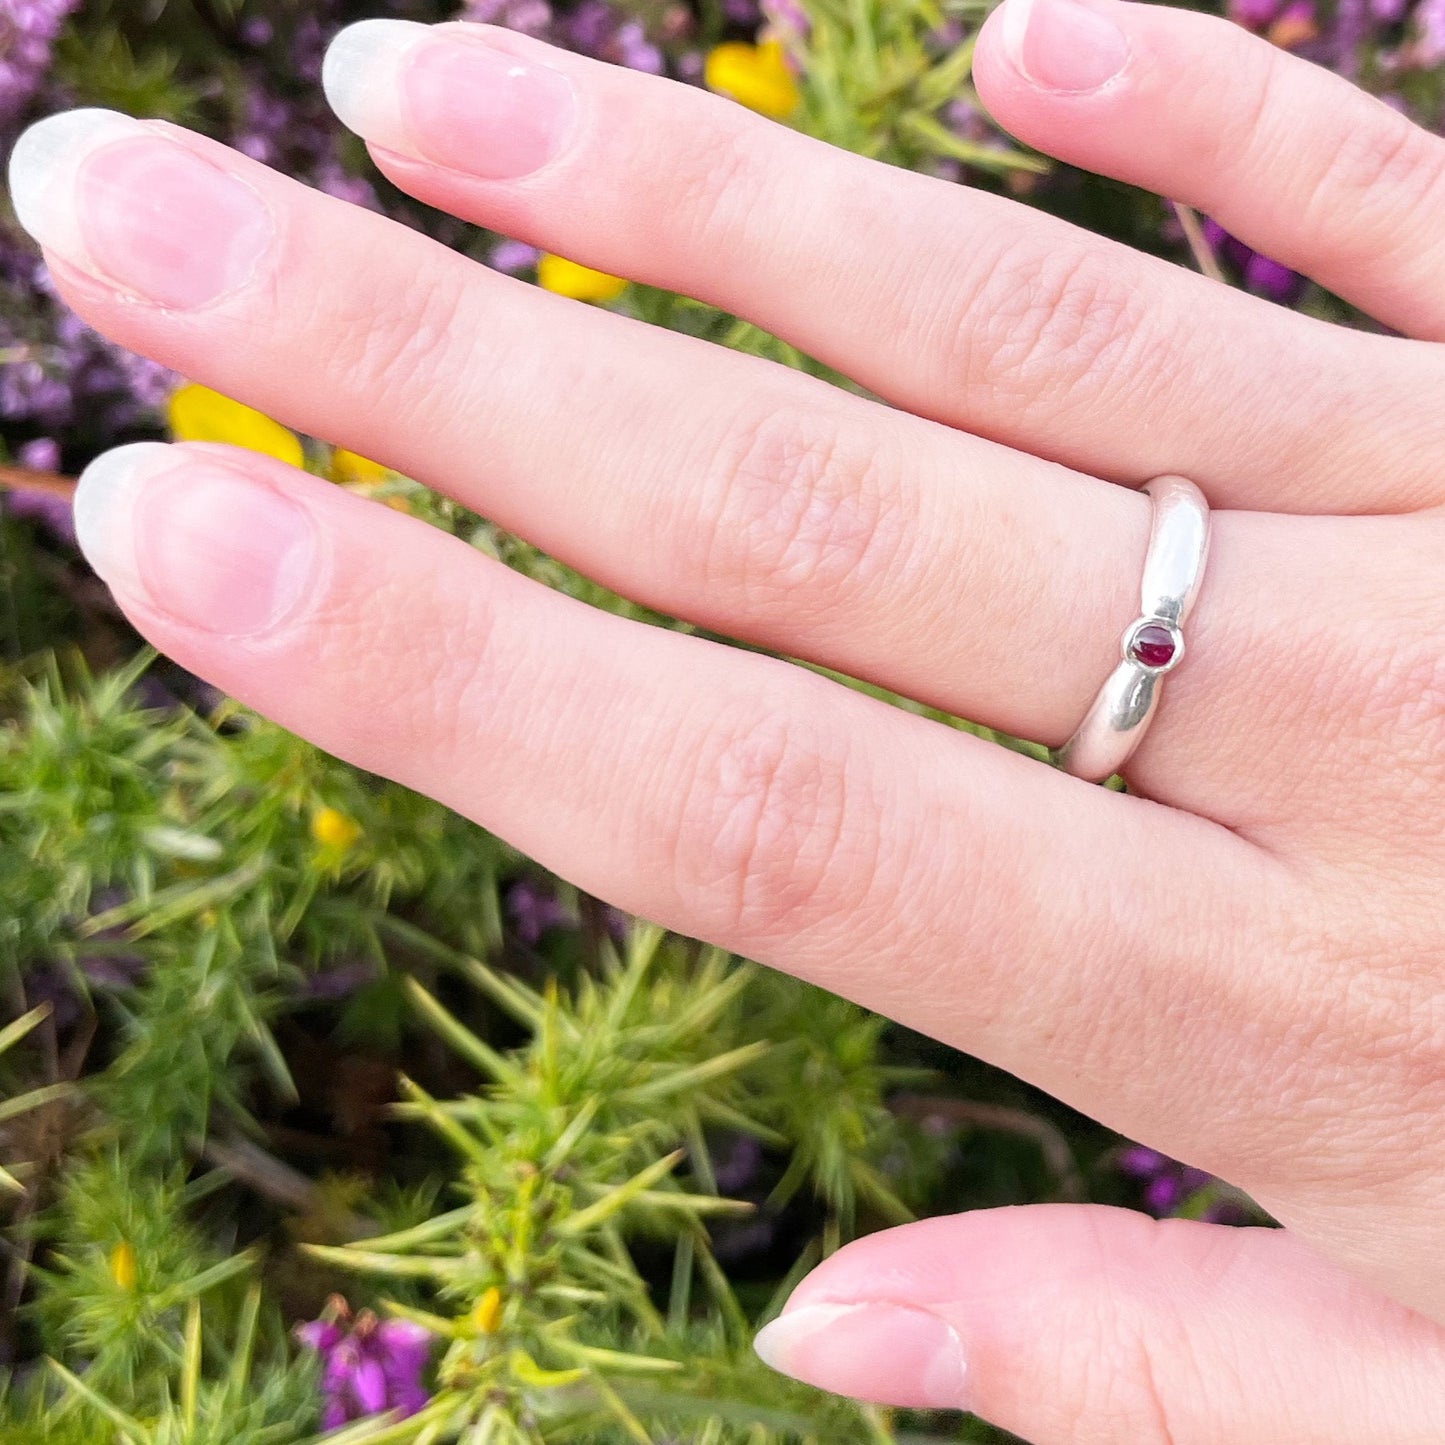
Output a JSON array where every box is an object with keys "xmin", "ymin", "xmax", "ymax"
[
  {"xmin": 402, "ymin": 37, "xmax": 576, "ymax": 179},
  {"xmin": 135, "ymin": 463, "xmax": 316, "ymax": 636},
  {"xmin": 77, "ymin": 136, "xmax": 272, "ymax": 309}
]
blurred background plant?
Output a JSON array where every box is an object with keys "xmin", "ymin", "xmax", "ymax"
[{"xmin": 0, "ymin": 0, "xmax": 1423, "ymax": 1440}]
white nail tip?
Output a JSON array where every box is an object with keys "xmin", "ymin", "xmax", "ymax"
[
  {"xmin": 322, "ymin": 19, "xmax": 425, "ymax": 140},
  {"xmin": 753, "ymin": 1304, "xmax": 864, "ymax": 1373},
  {"xmin": 1001, "ymin": 0, "xmax": 1036, "ymax": 73},
  {"xmin": 8, "ymin": 108, "xmax": 142, "ymax": 256},
  {"xmin": 73, "ymin": 441, "xmax": 169, "ymax": 583}
]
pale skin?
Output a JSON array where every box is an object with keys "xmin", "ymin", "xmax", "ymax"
[{"xmin": 10, "ymin": 0, "xmax": 1445, "ymax": 1435}]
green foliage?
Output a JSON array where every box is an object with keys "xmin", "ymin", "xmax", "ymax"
[
  {"xmin": 0, "ymin": 647, "xmax": 964, "ymax": 1443},
  {"xmin": 4, "ymin": 1290, "xmax": 318, "ymax": 1445},
  {"xmin": 302, "ymin": 925, "xmax": 930, "ymax": 1443},
  {"xmin": 789, "ymin": 0, "xmax": 1044, "ymax": 175}
]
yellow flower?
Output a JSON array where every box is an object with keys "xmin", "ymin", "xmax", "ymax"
[
  {"xmin": 330, "ymin": 448, "xmax": 391, "ymax": 486},
  {"xmin": 311, "ymin": 807, "xmax": 362, "ymax": 852},
  {"xmin": 471, "ymin": 1286, "xmax": 504, "ymax": 1334},
  {"xmin": 537, "ymin": 254, "xmax": 628, "ymax": 303},
  {"xmin": 704, "ymin": 39, "xmax": 800, "ymax": 119},
  {"xmin": 110, "ymin": 1241, "xmax": 138, "ymax": 1290},
  {"xmin": 167, "ymin": 383, "xmax": 305, "ymax": 468}
]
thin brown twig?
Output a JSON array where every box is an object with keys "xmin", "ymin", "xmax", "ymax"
[
  {"xmin": 1171, "ymin": 200, "xmax": 1227, "ymax": 286},
  {"xmin": 0, "ymin": 465, "xmax": 76, "ymax": 499},
  {"xmin": 197, "ymin": 1134, "xmax": 375, "ymax": 1238},
  {"xmin": 892, "ymin": 1093, "xmax": 1086, "ymax": 1201}
]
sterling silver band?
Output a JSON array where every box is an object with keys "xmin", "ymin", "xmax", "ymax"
[{"xmin": 1056, "ymin": 475, "xmax": 1211, "ymax": 784}]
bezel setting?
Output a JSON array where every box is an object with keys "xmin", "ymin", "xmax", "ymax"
[{"xmin": 1122, "ymin": 616, "xmax": 1184, "ymax": 673}]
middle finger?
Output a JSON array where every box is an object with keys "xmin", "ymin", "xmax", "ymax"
[
  {"xmin": 14, "ymin": 110, "xmax": 1292, "ymax": 822},
  {"xmin": 327, "ymin": 19, "xmax": 1445, "ymax": 515}
]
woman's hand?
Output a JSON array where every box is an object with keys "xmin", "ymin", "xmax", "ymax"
[{"xmin": 11, "ymin": 0, "xmax": 1445, "ymax": 1435}]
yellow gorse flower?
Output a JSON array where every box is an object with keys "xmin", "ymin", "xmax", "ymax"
[
  {"xmin": 472, "ymin": 1286, "xmax": 504, "ymax": 1334},
  {"xmin": 311, "ymin": 807, "xmax": 362, "ymax": 852},
  {"xmin": 704, "ymin": 38, "xmax": 800, "ymax": 119},
  {"xmin": 110, "ymin": 1240, "xmax": 138, "ymax": 1290},
  {"xmin": 330, "ymin": 448, "xmax": 391, "ymax": 485},
  {"xmin": 537, "ymin": 254, "xmax": 628, "ymax": 303},
  {"xmin": 167, "ymin": 383, "xmax": 305, "ymax": 468}
]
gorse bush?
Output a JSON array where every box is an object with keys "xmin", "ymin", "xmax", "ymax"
[{"xmin": 2, "ymin": 0, "xmax": 1434, "ymax": 1440}]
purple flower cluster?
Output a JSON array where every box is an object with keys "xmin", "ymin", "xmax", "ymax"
[
  {"xmin": 0, "ymin": 231, "xmax": 177, "ymax": 445},
  {"xmin": 229, "ymin": 8, "xmax": 381, "ymax": 213},
  {"xmin": 506, "ymin": 877, "xmax": 630, "ymax": 947},
  {"xmin": 1118, "ymin": 1145, "xmax": 1212, "ymax": 1216},
  {"xmin": 296, "ymin": 1307, "xmax": 431, "ymax": 1429},
  {"xmin": 1118, "ymin": 1146, "xmax": 1252, "ymax": 1224},
  {"xmin": 1202, "ymin": 218, "xmax": 1307, "ymax": 306},
  {"xmin": 0, "ymin": 0, "xmax": 77, "ymax": 130},
  {"xmin": 462, "ymin": 0, "xmax": 687, "ymax": 78}
]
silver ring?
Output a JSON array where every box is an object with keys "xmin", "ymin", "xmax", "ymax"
[{"xmin": 1056, "ymin": 475, "xmax": 1211, "ymax": 783}]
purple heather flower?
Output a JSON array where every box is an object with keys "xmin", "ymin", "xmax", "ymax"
[
  {"xmin": 17, "ymin": 435, "xmax": 58, "ymax": 470},
  {"xmin": 1227, "ymin": 0, "xmax": 1284, "ymax": 27},
  {"xmin": 1117, "ymin": 1145, "xmax": 1168, "ymax": 1178},
  {"xmin": 1243, "ymin": 250, "xmax": 1307, "ymax": 304},
  {"xmin": 1333, "ymin": 0, "xmax": 1369, "ymax": 75},
  {"xmin": 1203, "ymin": 218, "xmax": 1305, "ymax": 307},
  {"xmin": 0, "ymin": 0, "xmax": 79, "ymax": 129},
  {"xmin": 1118, "ymin": 1144, "xmax": 1219, "ymax": 1218},
  {"xmin": 303, "ymin": 957, "xmax": 381, "ymax": 1001},
  {"xmin": 297, "ymin": 1308, "xmax": 431, "ymax": 1429},
  {"xmin": 566, "ymin": 0, "xmax": 612, "ymax": 53},
  {"xmin": 615, "ymin": 19, "xmax": 664, "ymax": 73},
  {"xmin": 490, "ymin": 239, "xmax": 541, "ymax": 274},
  {"xmin": 724, "ymin": 0, "xmax": 762, "ymax": 22},
  {"xmin": 1415, "ymin": 0, "xmax": 1445, "ymax": 64},
  {"xmin": 1144, "ymin": 1173, "xmax": 1185, "ymax": 1214},
  {"xmin": 315, "ymin": 162, "xmax": 382, "ymax": 212},
  {"xmin": 464, "ymin": 0, "xmax": 554, "ymax": 37},
  {"xmin": 712, "ymin": 1132, "xmax": 764, "ymax": 1193},
  {"xmin": 506, "ymin": 878, "xmax": 571, "ymax": 945},
  {"xmin": 762, "ymin": 0, "xmax": 811, "ymax": 41},
  {"xmin": 5, "ymin": 481, "xmax": 74, "ymax": 544}
]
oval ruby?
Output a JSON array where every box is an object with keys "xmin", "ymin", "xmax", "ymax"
[{"xmin": 1128, "ymin": 622, "xmax": 1177, "ymax": 668}]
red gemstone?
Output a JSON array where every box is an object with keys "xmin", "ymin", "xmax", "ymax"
[{"xmin": 1129, "ymin": 622, "xmax": 1177, "ymax": 668}]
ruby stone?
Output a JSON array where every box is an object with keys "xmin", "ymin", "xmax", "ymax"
[{"xmin": 1129, "ymin": 622, "xmax": 1177, "ymax": 668}]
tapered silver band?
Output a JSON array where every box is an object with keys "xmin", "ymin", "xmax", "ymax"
[{"xmin": 1056, "ymin": 475, "xmax": 1211, "ymax": 784}]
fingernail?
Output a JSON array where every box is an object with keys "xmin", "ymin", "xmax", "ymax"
[
  {"xmin": 8, "ymin": 109, "xmax": 272, "ymax": 309},
  {"xmin": 753, "ymin": 1302, "xmax": 968, "ymax": 1409},
  {"xmin": 75, "ymin": 443, "xmax": 317, "ymax": 636},
  {"xmin": 1002, "ymin": 0, "xmax": 1130, "ymax": 93},
  {"xmin": 324, "ymin": 20, "xmax": 577, "ymax": 180}
]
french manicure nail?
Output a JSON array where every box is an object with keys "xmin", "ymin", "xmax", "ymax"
[
  {"xmin": 8, "ymin": 109, "xmax": 272, "ymax": 309},
  {"xmin": 1002, "ymin": 0, "xmax": 1130, "ymax": 93},
  {"xmin": 324, "ymin": 20, "xmax": 577, "ymax": 180},
  {"xmin": 753, "ymin": 1302, "xmax": 968, "ymax": 1409},
  {"xmin": 75, "ymin": 443, "xmax": 317, "ymax": 636}
]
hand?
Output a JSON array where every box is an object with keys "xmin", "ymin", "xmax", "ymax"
[{"xmin": 11, "ymin": 0, "xmax": 1445, "ymax": 1436}]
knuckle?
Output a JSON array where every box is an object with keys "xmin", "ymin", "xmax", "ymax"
[
  {"xmin": 311, "ymin": 542, "xmax": 504, "ymax": 768},
  {"xmin": 1298, "ymin": 109, "xmax": 1445, "ymax": 256},
  {"xmin": 664, "ymin": 695, "xmax": 861, "ymax": 942},
  {"xmin": 943, "ymin": 240, "xmax": 1152, "ymax": 412},
  {"xmin": 322, "ymin": 261, "xmax": 477, "ymax": 431},
  {"xmin": 666, "ymin": 105, "xmax": 770, "ymax": 254},
  {"xmin": 1053, "ymin": 1216, "xmax": 1202, "ymax": 1445},
  {"xmin": 688, "ymin": 398, "xmax": 909, "ymax": 618}
]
